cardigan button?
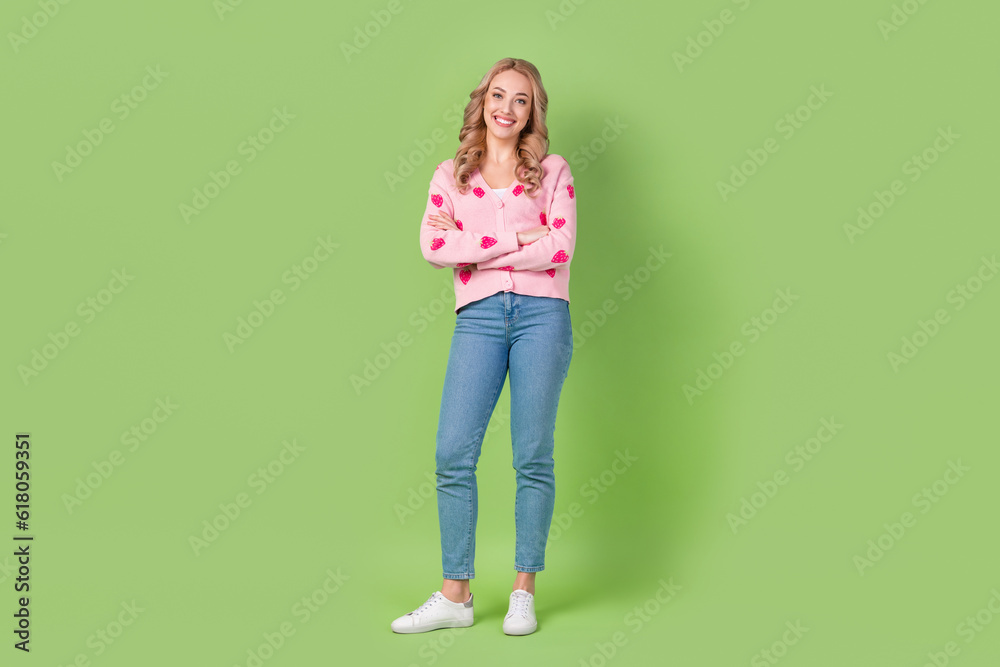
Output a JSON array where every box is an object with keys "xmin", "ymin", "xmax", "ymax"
[{"xmin": 495, "ymin": 199, "xmax": 503, "ymax": 208}]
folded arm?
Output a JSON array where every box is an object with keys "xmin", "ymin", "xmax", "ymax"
[
  {"xmin": 476, "ymin": 158, "xmax": 577, "ymax": 272},
  {"xmin": 419, "ymin": 165, "xmax": 518, "ymax": 269}
]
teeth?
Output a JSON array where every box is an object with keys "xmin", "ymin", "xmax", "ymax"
[{"xmin": 494, "ymin": 116, "xmax": 514, "ymax": 126}]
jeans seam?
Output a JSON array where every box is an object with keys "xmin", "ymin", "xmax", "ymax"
[{"xmin": 459, "ymin": 340, "xmax": 507, "ymax": 578}]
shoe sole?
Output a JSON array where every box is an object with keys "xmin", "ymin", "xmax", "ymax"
[{"xmin": 391, "ymin": 617, "xmax": 474, "ymax": 634}]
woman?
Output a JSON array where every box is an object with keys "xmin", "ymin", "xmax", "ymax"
[{"xmin": 391, "ymin": 57, "xmax": 577, "ymax": 636}]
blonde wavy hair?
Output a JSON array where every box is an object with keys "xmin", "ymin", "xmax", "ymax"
[{"xmin": 453, "ymin": 58, "xmax": 549, "ymax": 199}]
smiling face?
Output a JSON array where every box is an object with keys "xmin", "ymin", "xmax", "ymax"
[{"xmin": 483, "ymin": 68, "xmax": 533, "ymax": 141}]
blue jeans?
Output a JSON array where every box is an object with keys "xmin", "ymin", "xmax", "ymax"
[{"xmin": 436, "ymin": 291, "xmax": 574, "ymax": 579}]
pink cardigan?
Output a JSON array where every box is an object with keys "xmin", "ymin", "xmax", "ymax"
[{"xmin": 419, "ymin": 154, "xmax": 577, "ymax": 313}]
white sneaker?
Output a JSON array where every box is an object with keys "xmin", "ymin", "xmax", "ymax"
[
  {"xmin": 503, "ymin": 589, "xmax": 537, "ymax": 635},
  {"xmin": 390, "ymin": 591, "xmax": 474, "ymax": 634}
]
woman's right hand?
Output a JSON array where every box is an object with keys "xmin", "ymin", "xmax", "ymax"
[{"xmin": 517, "ymin": 225, "xmax": 550, "ymax": 246}]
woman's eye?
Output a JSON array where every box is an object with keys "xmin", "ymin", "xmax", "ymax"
[{"xmin": 492, "ymin": 93, "xmax": 527, "ymax": 104}]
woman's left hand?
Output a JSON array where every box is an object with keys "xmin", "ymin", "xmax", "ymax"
[{"xmin": 427, "ymin": 212, "xmax": 461, "ymax": 231}]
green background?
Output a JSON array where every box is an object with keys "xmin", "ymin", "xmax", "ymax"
[{"xmin": 2, "ymin": 0, "xmax": 998, "ymax": 665}]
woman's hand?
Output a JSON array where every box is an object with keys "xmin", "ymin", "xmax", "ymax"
[
  {"xmin": 427, "ymin": 212, "xmax": 461, "ymax": 231},
  {"xmin": 427, "ymin": 214, "xmax": 548, "ymax": 246},
  {"xmin": 517, "ymin": 225, "xmax": 550, "ymax": 246}
]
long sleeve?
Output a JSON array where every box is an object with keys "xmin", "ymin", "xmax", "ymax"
[
  {"xmin": 477, "ymin": 157, "xmax": 576, "ymax": 272},
  {"xmin": 419, "ymin": 164, "xmax": 518, "ymax": 269}
]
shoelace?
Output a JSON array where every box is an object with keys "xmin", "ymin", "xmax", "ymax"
[
  {"xmin": 410, "ymin": 592, "xmax": 442, "ymax": 616},
  {"xmin": 507, "ymin": 592, "xmax": 530, "ymax": 619}
]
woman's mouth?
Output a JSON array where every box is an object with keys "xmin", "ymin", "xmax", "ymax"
[{"xmin": 494, "ymin": 115, "xmax": 515, "ymax": 127}]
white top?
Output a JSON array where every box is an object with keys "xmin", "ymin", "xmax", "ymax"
[{"xmin": 492, "ymin": 187, "xmax": 507, "ymax": 199}]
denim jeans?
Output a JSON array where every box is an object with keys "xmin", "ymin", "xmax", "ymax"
[{"xmin": 435, "ymin": 290, "xmax": 574, "ymax": 579}]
